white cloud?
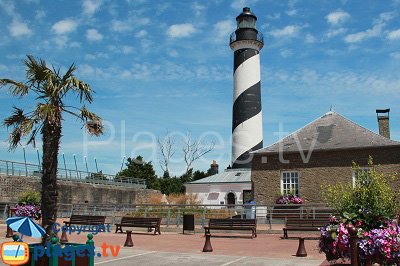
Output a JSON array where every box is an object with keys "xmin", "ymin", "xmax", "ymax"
[
  {"xmin": 135, "ymin": 29, "xmax": 147, "ymax": 38},
  {"xmin": 35, "ymin": 10, "xmax": 46, "ymax": 20},
  {"xmin": 280, "ymin": 49, "xmax": 293, "ymax": 58},
  {"xmin": 167, "ymin": 23, "xmax": 196, "ymax": 38},
  {"xmin": 230, "ymin": 0, "xmax": 259, "ymax": 9},
  {"xmin": 192, "ymin": 2, "xmax": 205, "ymax": 17},
  {"xmin": 390, "ymin": 52, "xmax": 400, "ymax": 59},
  {"xmin": 214, "ymin": 20, "xmax": 235, "ymax": 42},
  {"xmin": 168, "ymin": 50, "xmax": 178, "ymax": 57},
  {"xmin": 326, "ymin": 10, "xmax": 350, "ymax": 25},
  {"xmin": 326, "ymin": 27, "xmax": 347, "ymax": 38},
  {"xmin": 305, "ymin": 34, "xmax": 316, "ymax": 43},
  {"xmin": 52, "ymin": 19, "xmax": 78, "ymax": 35},
  {"xmin": 8, "ymin": 20, "xmax": 32, "ymax": 37},
  {"xmin": 266, "ymin": 13, "xmax": 281, "ymax": 20},
  {"xmin": 387, "ymin": 29, "xmax": 400, "ymax": 40},
  {"xmin": 111, "ymin": 20, "xmax": 130, "ymax": 32},
  {"xmin": 270, "ymin": 25, "xmax": 300, "ymax": 38},
  {"xmin": 86, "ymin": 29, "xmax": 103, "ymax": 41},
  {"xmin": 82, "ymin": 0, "xmax": 102, "ymax": 16},
  {"xmin": 286, "ymin": 9, "xmax": 297, "ymax": 16},
  {"xmin": 344, "ymin": 12, "xmax": 394, "ymax": 43},
  {"xmin": 53, "ymin": 35, "xmax": 69, "ymax": 48},
  {"xmin": 122, "ymin": 46, "xmax": 134, "ymax": 54}
]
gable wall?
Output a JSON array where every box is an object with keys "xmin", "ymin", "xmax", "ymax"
[{"xmin": 251, "ymin": 146, "xmax": 400, "ymax": 204}]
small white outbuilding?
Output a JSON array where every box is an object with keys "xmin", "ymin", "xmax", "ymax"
[{"xmin": 185, "ymin": 168, "xmax": 252, "ymax": 207}]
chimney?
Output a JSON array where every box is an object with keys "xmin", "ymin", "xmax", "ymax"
[
  {"xmin": 210, "ymin": 160, "xmax": 219, "ymax": 175},
  {"xmin": 376, "ymin": 109, "xmax": 390, "ymax": 139}
]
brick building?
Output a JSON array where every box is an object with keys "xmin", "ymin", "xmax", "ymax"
[{"xmin": 251, "ymin": 111, "xmax": 400, "ymax": 204}]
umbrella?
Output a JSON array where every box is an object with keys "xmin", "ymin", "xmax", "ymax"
[
  {"xmin": 6, "ymin": 216, "xmax": 46, "ymax": 258},
  {"xmin": 6, "ymin": 216, "xmax": 46, "ymax": 238}
]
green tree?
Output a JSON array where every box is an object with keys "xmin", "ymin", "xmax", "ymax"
[
  {"xmin": 87, "ymin": 171, "xmax": 108, "ymax": 181},
  {"xmin": 116, "ymin": 156, "xmax": 160, "ymax": 190},
  {"xmin": 1, "ymin": 55, "xmax": 103, "ymax": 229},
  {"xmin": 192, "ymin": 169, "xmax": 213, "ymax": 181},
  {"xmin": 321, "ymin": 157, "xmax": 398, "ymax": 229}
]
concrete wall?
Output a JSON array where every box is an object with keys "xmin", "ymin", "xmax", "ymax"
[
  {"xmin": 0, "ymin": 175, "xmax": 160, "ymax": 204},
  {"xmin": 252, "ymin": 146, "xmax": 400, "ymax": 204}
]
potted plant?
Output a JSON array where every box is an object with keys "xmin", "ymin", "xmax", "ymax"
[{"xmin": 319, "ymin": 158, "xmax": 400, "ymax": 264}]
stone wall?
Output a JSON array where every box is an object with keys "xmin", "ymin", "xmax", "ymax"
[
  {"xmin": 252, "ymin": 146, "xmax": 400, "ymax": 204},
  {"xmin": 0, "ymin": 175, "xmax": 160, "ymax": 204}
]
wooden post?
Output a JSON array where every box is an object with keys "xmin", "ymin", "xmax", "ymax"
[
  {"xmin": 296, "ymin": 237, "xmax": 307, "ymax": 257},
  {"xmin": 202, "ymin": 230, "xmax": 213, "ymax": 252},
  {"xmin": 124, "ymin": 230, "xmax": 134, "ymax": 247},
  {"xmin": 348, "ymin": 224, "xmax": 358, "ymax": 266}
]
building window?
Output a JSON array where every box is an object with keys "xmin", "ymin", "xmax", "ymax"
[
  {"xmin": 281, "ymin": 171, "xmax": 300, "ymax": 196},
  {"xmin": 352, "ymin": 168, "xmax": 370, "ymax": 187}
]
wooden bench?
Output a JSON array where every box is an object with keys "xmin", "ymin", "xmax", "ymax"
[
  {"xmin": 283, "ymin": 217, "xmax": 329, "ymax": 239},
  {"xmin": 115, "ymin": 217, "xmax": 161, "ymax": 235},
  {"xmin": 61, "ymin": 214, "xmax": 106, "ymax": 243},
  {"xmin": 63, "ymin": 215, "xmax": 106, "ymax": 226},
  {"xmin": 204, "ymin": 218, "xmax": 257, "ymax": 238}
]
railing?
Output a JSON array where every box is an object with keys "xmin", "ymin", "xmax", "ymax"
[
  {"xmin": 229, "ymin": 30, "xmax": 264, "ymax": 44},
  {"xmin": 0, "ymin": 160, "xmax": 146, "ymax": 188},
  {"xmin": 56, "ymin": 203, "xmax": 333, "ymax": 230}
]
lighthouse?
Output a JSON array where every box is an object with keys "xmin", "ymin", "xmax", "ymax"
[{"xmin": 230, "ymin": 7, "xmax": 264, "ymax": 168}]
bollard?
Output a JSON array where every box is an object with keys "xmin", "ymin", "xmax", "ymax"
[
  {"xmin": 124, "ymin": 230, "xmax": 134, "ymax": 247},
  {"xmin": 348, "ymin": 224, "xmax": 358, "ymax": 266},
  {"xmin": 60, "ymin": 227, "xmax": 69, "ymax": 243},
  {"xmin": 296, "ymin": 237, "xmax": 307, "ymax": 257},
  {"xmin": 6, "ymin": 225, "xmax": 13, "ymax": 238},
  {"xmin": 202, "ymin": 230, "xmax": 213, "ymax": 252}
]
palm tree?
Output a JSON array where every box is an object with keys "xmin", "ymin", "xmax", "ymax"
[{"xmin": 0, "ymin": 55, "xmax": 103, "ymax": 229}]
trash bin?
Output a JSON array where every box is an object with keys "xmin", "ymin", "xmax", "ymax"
[
  {"xmin": 183, "ymin": 213, "xmax": 195, "ymax": 234},
  {"xmin": 246, "ymin": 201, "xmax": 256, "ymax": 219}
]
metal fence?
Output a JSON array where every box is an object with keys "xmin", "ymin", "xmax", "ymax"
[
  {"xmin": 56, "ymin": 203, "xmax": 333, "ymax": 229},
  {"xmin": 1, "ymin": 202, "xmax": 334, "ymax": 231},
  {"xmin": 0, "ymin": 160, "xmax": 146, "ymax": 188}
]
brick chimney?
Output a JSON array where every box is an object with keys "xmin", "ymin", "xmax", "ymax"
[
  {"xmin": 376, "ymin": 109, "xmax": 390, "ymax": 139},
  {"xmin": 210, "ymin": 160, "xmax": 219, "ymax": 175}
]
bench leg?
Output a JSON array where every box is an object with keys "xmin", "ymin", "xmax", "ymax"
[
  {"xmin": 115, "ymin": 225, "xmax": 123, "ymax": 234},
  {"xmin": 283, "ymin": 229, "xmax": 288, "ymax": 239},
  {"xmin": 253, "ymin": 229, "xmax": 257, "ymax": 238},
  {"xmin": 157, "ymin": 226, "xmax": 161, "ymax": 235}
]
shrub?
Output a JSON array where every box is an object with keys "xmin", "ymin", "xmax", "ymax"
[
  {"xmin": 321, "ymin": 157, "xmax": 398, "ymax": 230},
  {"xmin": 18, "ymin": 189, "xmax": 41, "ymax": 206}
]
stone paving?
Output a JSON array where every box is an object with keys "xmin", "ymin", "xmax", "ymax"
[{"xmin": 0, "ymin": 224, "xmax": 332, "ymax": 265}]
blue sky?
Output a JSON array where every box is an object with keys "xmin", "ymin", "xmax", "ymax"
[{"xmin": 0, "ymin": 0, "xmax": 399, "ymax": 176}]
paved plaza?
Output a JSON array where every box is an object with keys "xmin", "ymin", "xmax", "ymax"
[{"xmin": 0, "ymin": 224, "xmax": 336, "ymax": 266}]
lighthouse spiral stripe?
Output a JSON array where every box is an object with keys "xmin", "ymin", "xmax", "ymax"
[{"xmin": 232, "ymin": 48, "xmax": 263, "ymax": 168}]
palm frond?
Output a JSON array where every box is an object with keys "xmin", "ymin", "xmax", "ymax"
[
  {"xmin": 8, "ymin": 128, "xmax": 22, "ymax": 151},
  {"xmin": 86, "ymin": 120, "xmax": 103, "ymax": 136},
  {"xmin": 3, "ymin": 107, "xmax": 27, "ymax": 127},
  {"xmin": 0, "ymin": 79, "xmax": 29, "ymax": 97}
]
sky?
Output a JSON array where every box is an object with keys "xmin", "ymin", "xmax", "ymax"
[{"xmin": 0, "ymin": 0, "xmax": 399, "ymax": 177}]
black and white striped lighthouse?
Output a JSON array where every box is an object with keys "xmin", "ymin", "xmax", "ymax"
[{"xmin": 230, "ymin": 7, "xmax": 264, "ymax": 169}]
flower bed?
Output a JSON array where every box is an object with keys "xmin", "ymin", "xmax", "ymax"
[
  {"xmin": 319, "ymin": 217, "xmax": 400, "ymax": 264},
  {"xmin": 14, "ymin": 203, "xmax": 42, "ymax": 220}
]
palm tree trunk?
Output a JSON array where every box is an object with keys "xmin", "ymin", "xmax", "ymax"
[{"xmin": 41, "ymin": 118, "xmax": 61, "ymax": 229}]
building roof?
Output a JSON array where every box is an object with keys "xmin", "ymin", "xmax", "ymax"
[
  {"xmin": 253, "ymin": 111, "xmax": 400, "ymax": 154},
  {"xmin": 186, "ymin": 169, "xmax": 251, "ymax": 184}
]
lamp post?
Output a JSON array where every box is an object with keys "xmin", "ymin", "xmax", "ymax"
[
  {"xmin": 22, "ymin": 146, "xmax": 27, "ymax": 176},
  {"xmin": 36, "ymin": 148, "xmax": 41, "ymax": 171},
  {"xmin": 84, "ymin": 156, "xmax": 89, "ymax": 173},
  {"xmin": 94, "ymin": 157, "xmax": 99, "ymax": 173},
  {"xmin": 120, "ymin": 156, "xmax": 126, "ymax": 171},
  {"xmin": 62, "ymin": 153, "xmax": 67, "ymax": 178},
  {"xmin": 73, "ymin": 154, "xmax": 78, "ymax": 178}
]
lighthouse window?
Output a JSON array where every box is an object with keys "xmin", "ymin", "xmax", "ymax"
[
  {"xmin": 280, "ymin": 171, "xmax": 300, "ymax": 196},
  {"xmin": 237, "ymin": 17, "xmax": 256, "ymax": 29}
]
